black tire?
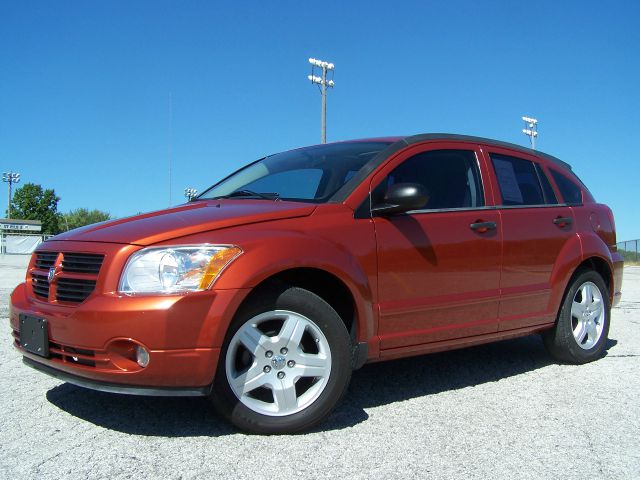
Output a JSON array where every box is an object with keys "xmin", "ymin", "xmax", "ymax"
[
  {"xmin": 212, "ymin": 285, "xmax": 352, "ymax": 434},
  {"xmin": 543, "ymin": 269, "xmax": 611, "ymax": 364}
]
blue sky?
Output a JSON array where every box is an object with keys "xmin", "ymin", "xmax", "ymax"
[{"xmin": 1, "ymin": 1, "xmax": 639, "ymax": 240}]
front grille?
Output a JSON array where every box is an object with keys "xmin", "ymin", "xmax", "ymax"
[
  {"xmin": 30, "ymin": 250, "xmax": 105, "ymax": 304},
  {"xmin": 34, "ymin": 251, "xmax": 57, "ymax": 269},
  {"xmin": 56, "ymin": 278, "xmax": 97, "ymax": 303},
  {"xmin": 61, "ymin": 253, "xmax": 104, "ymax": 274},
  {"xmin": 31, "ymin": 273, "xmax": 50, "ymax": 299}
]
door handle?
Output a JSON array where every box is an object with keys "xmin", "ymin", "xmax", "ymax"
[
  {"xmin": 553, "ymin": 216, "xmax": 573, "ymax": 227},
  {"xmin": 470, "ymin": 221, "xmax": 497, "ymax": 233}
]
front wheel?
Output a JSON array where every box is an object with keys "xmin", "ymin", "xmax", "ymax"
[
  {"xmin": 212, "ymin": 286, "xmax": 352, "ymax": 434},
  {"xmin": 543, "ymin": 269, "xmax": 611, "ymax": 364}
]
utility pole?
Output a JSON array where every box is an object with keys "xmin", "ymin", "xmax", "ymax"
[
  {"xmin": 308, "ymin": 58, "xmax": 335, "ymax": 143},
  {"xmin": 522, "ymin": 116, "xmax": 539, "ymax": 150},
  {"xmin": 2, "ymin": 172, "xmax": 21, "ymax": 219}
]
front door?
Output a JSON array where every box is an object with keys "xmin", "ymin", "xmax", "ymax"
[{"xmin": 372, "ymin": 144, "xmax": 502, "ymax": 350}]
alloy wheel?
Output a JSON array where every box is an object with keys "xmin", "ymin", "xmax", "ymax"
[{"xmin": 225, "ymin": 310, "xmax": 332, "ymax": 416}]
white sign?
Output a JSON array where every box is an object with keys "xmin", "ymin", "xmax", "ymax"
[
  {"xmin": 0, "ymin": 223, "xmax": 42, "ymax": 232},
  {"xmin": 5, "ymin": 235, "xmax": 42, "ymax": 253},
  {"xmin": 492, "ymin": 158, "xmax": 523, "ymax": 204}
]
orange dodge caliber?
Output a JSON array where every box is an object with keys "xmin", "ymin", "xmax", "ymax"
[{"xmin": 10, "ymin": 134, "xmax": 623, "ymax": 434}]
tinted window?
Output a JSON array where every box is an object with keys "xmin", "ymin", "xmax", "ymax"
[
  {"xmin": 535, "ymin": 164, "xmax": 558, "ymax": 204},
  {"xmin": 491, "ymin": 154, "xmax": 544, "ymax": 206},
  {"xmin": 380, "ymin": 150, "xmax": 484, "ymax": 210},
  {"xmin": 550, "ymin": 169, "xmax": 583, "ymax": 204}
]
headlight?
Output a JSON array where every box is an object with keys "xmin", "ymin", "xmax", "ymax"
[{"xmin": 119, "ymin": 245, "xmax": 242, "ymax": 294}]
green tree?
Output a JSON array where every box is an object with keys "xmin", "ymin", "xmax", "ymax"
[
  {"xmin": 61, "ymin": 208, "xmax": 111, "ymax": 231},
  {"xmin": 9, "ymin": 183, "xmax": 61, "ymax": 234}
]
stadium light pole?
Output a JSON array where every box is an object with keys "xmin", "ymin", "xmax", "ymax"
[
  {"xmin": 522, "ymin": 116, "xmax": 539, "ymax": 150},
  {"xmin": 308, "ymin": 58, "xmax": 335, "ymax": 143},
  {"xmin": 2, "ymin": 171, "xmax": 21, "ymax": 219},
  {"xmin": 184, "ymin": 187, "xmax": 198, "ymax": 201}
]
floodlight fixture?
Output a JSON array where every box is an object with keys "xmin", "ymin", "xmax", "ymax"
[
  {"xmin": 307, "ymin": 56, "xmax": 336, "ymax": 143},
  {"xmin": 2, "ymin": 171, "xmax": 21, "ymax": 219},
  {"xmin": 184, "ymin": 187, "xmax": 198, "ymax": 201},
  {"xmin": 2, "ymin": 172, "xmax": 20, "ymax": 183},
  {"xmin": 521, "ymin": 115, "xmax": 539, "ymax": 150}
]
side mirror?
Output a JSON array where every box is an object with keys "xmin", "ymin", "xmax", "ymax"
[{"xmin": 371, "ymin": 182, "xmax": 428, "ymax": 215}]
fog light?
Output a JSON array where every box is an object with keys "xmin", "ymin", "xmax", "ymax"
[{"xmin": 136, "ymin": 345, "xmax": 150, "ymax": 368}]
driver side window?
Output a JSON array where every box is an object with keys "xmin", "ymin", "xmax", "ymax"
[{"xmin": 377, "ymin": 149, "xmax": 484, "ymax": 210}]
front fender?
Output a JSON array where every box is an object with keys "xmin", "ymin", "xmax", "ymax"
[{"xmin": 214, "ymin": 231, "xmax": 376, "ymax": 345}]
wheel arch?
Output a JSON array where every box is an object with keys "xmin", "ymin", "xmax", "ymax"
[
  {"xmin": 216, "ymin": 264, "xmax": 375, "ymax": 368},
  {"xmin": 549, "ymin": 233, "xmax": 615, "ymax": 316},
  {"xmin": 247, "ymin": 267, "xmax": 357, "ymax": 338},
  {"xmin": 577, "ymin": 231, "xmax": 616, "ymax": 302},
  {"xmin": 573, "ymin": 256, "xmax": 613, "ymax": 300}
]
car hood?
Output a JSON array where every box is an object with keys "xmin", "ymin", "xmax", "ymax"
[{"xmin": 52, "ymin": 200, "xmax": 317, "ymax": 246}]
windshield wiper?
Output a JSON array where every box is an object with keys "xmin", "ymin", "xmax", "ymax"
[{"xmin": 216, "ymin": 190, "xmax": 280, "ymax": 200}]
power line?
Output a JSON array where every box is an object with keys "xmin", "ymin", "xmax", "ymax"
[{"xmin": 168, "ymin": 92, "xmax": 173, "ymax": 206}]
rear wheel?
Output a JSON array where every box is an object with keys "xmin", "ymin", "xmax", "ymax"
[
  {"xmin": 212, "ymin": 285, "xmax": 352, "ymax": 434},
  {"xmin": 543, "ymin": 269, "xmax": 610, "ymax": 364}
]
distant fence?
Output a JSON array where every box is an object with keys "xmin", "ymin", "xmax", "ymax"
[
  {"xmin": 617, "ymin": 239, "xmax": 639, "ymax": 263},
  {"xmin": 0, "ymin": 233, "xmax": 52, "ymax": 254}
]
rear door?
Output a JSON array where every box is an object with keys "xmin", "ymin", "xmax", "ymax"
[
  {"xmin": 483, "ymin": 147, "xmax": 575, "ymax": 330},
  {"xmin": 372, "ymin": 142, "xmax": 502, "ymax": 350}
]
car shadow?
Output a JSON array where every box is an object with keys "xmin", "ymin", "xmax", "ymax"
[{"xmin": 45, "ymin": 334, "xmax": 618, "ymax": 436}]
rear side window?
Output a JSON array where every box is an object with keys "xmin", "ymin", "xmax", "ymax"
[
  {"xmin": 490, "ymin": 154, "xmax": 545, "ymax": 206},
  {"xmin": 550, "ymin": 169, "xmax": 583, "ymax": 204},
  {"xmin": 382, "ymin": 149, "xmax": 484, "ymax": 210}
]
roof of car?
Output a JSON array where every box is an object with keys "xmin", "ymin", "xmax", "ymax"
[
  {"xmin": 329, "ymin": 133, "xmax": 574, "ymax": 203},
  {"xmin": 340, "ymin": 133, "xmax": 572, "ymax": 171}
]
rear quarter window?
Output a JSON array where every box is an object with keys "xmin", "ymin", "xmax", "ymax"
[{"xmin": 550, "ymin": 169, "xmax": 583, "ymax": 204}]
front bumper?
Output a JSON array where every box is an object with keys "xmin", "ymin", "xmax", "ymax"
[
  {"xmin": 23, "ymin": 357, "xmax": 211, "ymax": 396},
  {"xmin": 10, "ymin": 282, "xmax": 249, "ymax": 390}
]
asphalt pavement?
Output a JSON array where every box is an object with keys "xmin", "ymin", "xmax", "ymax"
[{"xmin": 1, "ymin": 254, "xmax": 639, "ymax": 479}]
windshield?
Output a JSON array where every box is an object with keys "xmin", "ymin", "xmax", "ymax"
[{"xmin": 198, "ymin": 141, "xmax": 392, "ymax": 203}]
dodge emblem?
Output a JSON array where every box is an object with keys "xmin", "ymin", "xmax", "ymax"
[{"xmin": 48, "ymin": 267, "xmax": 56, "ymax": 283}]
